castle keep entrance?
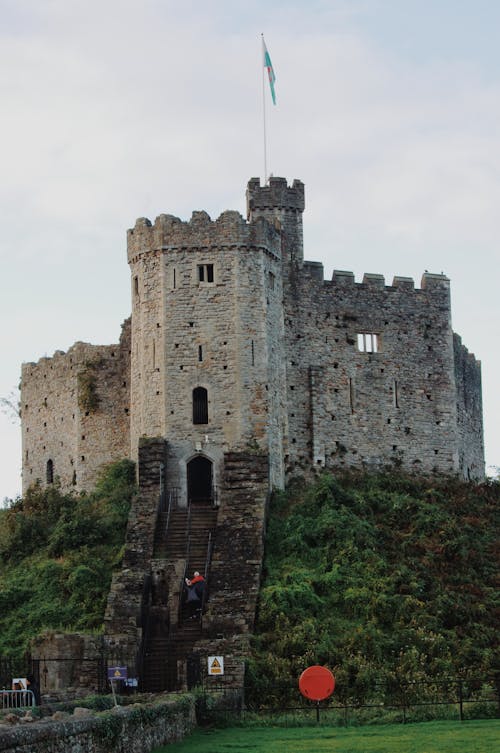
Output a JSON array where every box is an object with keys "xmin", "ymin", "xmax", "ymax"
[{"xmin": 187, "ymin": 455, "xmax": 213, "ymax": 505}]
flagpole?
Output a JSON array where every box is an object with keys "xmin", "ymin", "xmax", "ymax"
[{"xmin": 261, "ymin": 33, "xmax": 268, "ymax": 185}]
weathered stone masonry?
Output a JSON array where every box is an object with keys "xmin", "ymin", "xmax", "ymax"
[
  {"xmin": 22, "ymin": 177, "xmax": 484, "ymax": 693},
  {"xmin": 21, "ymin": 176, "xmax": 484, "ymax": 492},
  {"xmin": 21, "ymin": 320, "xmax": 130, "ymax": 493}
]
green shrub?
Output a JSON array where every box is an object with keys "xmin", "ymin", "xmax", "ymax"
[
  {"xmin": 248, "ymin": 472, "xmax": 499, "ymax": 707},
  {"xmin": 0, "ymin": 460, "xmax": 136, "ymax": 659}
]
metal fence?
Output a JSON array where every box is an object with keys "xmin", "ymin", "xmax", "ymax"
[
  {"xmin": 204, "ymin": 675, "xmax": 499, "ymax": 724},
  {"xmin": 1, "ymin": 690, "xmax": 36, "ymax": 710}
]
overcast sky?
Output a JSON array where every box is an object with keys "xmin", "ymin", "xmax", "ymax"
[{"xmin": 1, "ymin": 0, "xmax": 499, "ymax": 501}]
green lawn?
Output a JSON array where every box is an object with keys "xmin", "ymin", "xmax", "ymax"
[{"xmin": 153, "ymin": 720, "xmax": 499, "ymax": 753}]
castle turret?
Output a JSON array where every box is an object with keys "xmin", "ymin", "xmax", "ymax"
[{"xmin": 246, "ymin": 177, "xmax": 305, "ymax": 270}]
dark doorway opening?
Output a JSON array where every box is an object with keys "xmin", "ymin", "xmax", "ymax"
[{"xmin": 187, "ymin": 456, "xmax": 213, "ymax": 504}]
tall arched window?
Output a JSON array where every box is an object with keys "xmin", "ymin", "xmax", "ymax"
[
  {"xmin": 46, "ymin": 459, "xmax": 54, "ymax": 484},
  {"xmin": 192, "ymin": 387, "xmax": 208, "ymax": 424}
]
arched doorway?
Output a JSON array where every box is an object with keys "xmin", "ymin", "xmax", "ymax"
[{"xmin": 187, "ymin": 455, "xmax": 213, "ymax": 504}]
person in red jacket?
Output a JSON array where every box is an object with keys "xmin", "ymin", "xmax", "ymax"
[{"xmin": 185, "ymin": 571, "xmax": 205, "ymax": 619}]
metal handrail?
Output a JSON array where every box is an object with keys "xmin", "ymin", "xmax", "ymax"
[
  {"xmin": 178, "ymin": 503, "xmax": 192, "ymax": 625},
  {"xmin": 164, "ymin": 489, "xmax": 174, "ymax": 538},
  {"xmin": 200, "ymin": 531, "xmax": 213, "ymax": 618},
  {"xmin": 136, "ymin": 573, "xmax": 152, "ymax": 688}
]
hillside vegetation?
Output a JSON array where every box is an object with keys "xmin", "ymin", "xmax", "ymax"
[
  {"xmin": 249, "ymin": 472, "xmax": 499, "ymax": 699},
  {"xmin": 0, "ymin": 460, "xmax": 136, "ymax": 659},
  {"xmin": 0, "ymin": 464, "xmax": 497, "ymax": 697}
]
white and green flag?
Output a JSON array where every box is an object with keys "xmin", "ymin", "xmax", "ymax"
[{"xmin": 263, "ymin": 39, "xmax": 276, "ymax": 105}]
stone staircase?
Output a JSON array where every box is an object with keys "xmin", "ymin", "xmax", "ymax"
[{"xmin": 140, "ymin": 503, "xmax": 218, "ymax": 691}]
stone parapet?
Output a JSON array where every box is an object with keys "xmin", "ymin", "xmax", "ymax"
[{"xmin": 127, "ymin": 210, "xmax": 281, "ymax": 263}]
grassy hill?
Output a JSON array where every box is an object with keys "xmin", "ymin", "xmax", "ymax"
[
  {"xmin": 248, "ymin": 472, "xmax": 499, "ymax": 700},
  {"xmin": 0, "ymin": 460, "xmax": 136, "ymax": 659},
  {"xmin": 0, "ymin": 464, "xmax": 497, "ymax": 702}
]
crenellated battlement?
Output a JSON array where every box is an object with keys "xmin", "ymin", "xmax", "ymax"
[
  {"xmin": 301, "ymin": 266, "xmax": 450, "ymax": 295},
  {"xmin": 246, "ymin": 176, "xmax": 305, "ymax": 214},
  {"xmin": 127, "ymin": 208, "xmax": 281, "ymax": 262}
]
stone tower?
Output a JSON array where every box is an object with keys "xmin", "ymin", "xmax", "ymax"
[
  {"xmin": 20, "ymin": 176, "xmax": 484, "ymax": 493},
  {"xmin": 127, "ymin": 203, "xmax": 288, "ymax": 497}
]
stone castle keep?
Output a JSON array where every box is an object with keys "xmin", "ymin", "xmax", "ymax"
[
  {"xmin": 21, "ymin": 177, "xmax": 484, "ymax": 692},
  {"xmin": 21, "ymin": 176, "xmax": 484, "ymax": 494}
]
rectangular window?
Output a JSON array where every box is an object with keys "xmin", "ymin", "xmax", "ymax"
[
  {"xmin": 198, "ymin": 345, "xmax": 203, "ymax": 362},
  {"xmin": 268, "ymin": 271, "xmax": 275, "ymax": 290},
  {"xmin": 197, "ymin": 264, "xmax": 214, "ymax": 283},
  {"xmin": 134, "ymin": 276, "xmax": 139, "ymax": 296},
  {"xmin": 173, "ymin": 268, "xmax": 176, "ymax": 288},
  {"xmin": 357, "ymin": 333, "xmax": 379, "ymax": 353}
]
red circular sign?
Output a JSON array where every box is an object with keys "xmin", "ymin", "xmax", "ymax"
[{"xmin": 298, "ymin": 666, "xmax": 335, "ymax": 701}]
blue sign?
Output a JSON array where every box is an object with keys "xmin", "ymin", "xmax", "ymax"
[{"xmin": 107, "ymin": 666, "xmax": 128, "ymax": 681}]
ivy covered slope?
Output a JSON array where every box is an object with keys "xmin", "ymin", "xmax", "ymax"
[
  {"xmin": 0, "ymin": 460, "xmax": 136, "ymax": 659},
  {"xmin": 251, "ymin": 473, "xmax": 499, "ymax": 691}
]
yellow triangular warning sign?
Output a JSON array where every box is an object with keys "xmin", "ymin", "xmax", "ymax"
[{"xmin": 211, "ymin": 658, "xmax": 221, "ymax": 669}]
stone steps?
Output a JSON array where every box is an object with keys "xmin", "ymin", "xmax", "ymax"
[{"xmin": 141, "ymin": 504, "xmax": 218, "ymax": 692}]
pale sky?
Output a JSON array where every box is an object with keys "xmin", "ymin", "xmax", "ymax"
[{"xmin": 1, "ymin": 0, "xmax": 499, "ymax": 501}]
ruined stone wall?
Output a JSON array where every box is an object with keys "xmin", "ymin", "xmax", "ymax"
[
  {"xmin": 284, "ymin": 269, "xmax": 462, "ymax": 476},
  {"xmin": 127, "ymin": 209, "xmax": 286, "ymax": 494},
  {"xmin": 21, "ymin": 320, "xmax": 130, "ymax": 493},
  {"xmin": 453, "ymin": 334, "xmax": 484, "ymax": 479},
  {"xmin": 0, "ymin": 696, "xmax": 195, "ymax": 753},
  {"xmin": 30, "ymin": 633, "xmax": 105, "ymax": 699},
  {"xmin": 104, "ymin": 437, "xmax": 167, "ymax": 655},
  {"xmin": 193, "ymin": 452, "xmax": 270, "ymax": 689}
]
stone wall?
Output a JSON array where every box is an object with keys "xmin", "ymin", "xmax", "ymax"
[
  {"xmin": 283, "ymin": 269, "xmax": 462, "ymax": 477},
  {"xmin": 192, "ymin": 452, "xmax": 270, "ymax": 690},
  {"xmin": 30, "ymin": 633, "xmax": 105, "ymax": 699},
  {"xmin": 245, "ymin": 177, "xmax": 483, "ymax": 480},
  {"xmin": 453, "ymin": 334, "xmax": 484, "ymax": 479},
  {"xmin": 104, "ymin": 437, "xmax": 167, "ymax": 656},
  {"xmin": 0, "ymin": 696, "xmax": 195, "ymax": 753},
  {"xmin": 21, "ymin": 319, "xmax": 130, "ymax": 493}
]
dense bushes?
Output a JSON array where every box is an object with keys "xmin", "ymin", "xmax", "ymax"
[
  {"xmin": 0, "ymin": 460, "xmax": 136, "ymax": 659},
  {"xmin": 248, "ymin": 472, "xmax": 499, "ymax": 703}
]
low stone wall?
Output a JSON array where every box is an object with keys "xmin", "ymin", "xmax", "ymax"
[{"xmin": 0, "ymin": 695, "xmax": 195, "ymax": 753}]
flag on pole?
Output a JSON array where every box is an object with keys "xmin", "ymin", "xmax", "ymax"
[{"xmin": 262, "ymin": 38, "xmax": 276, "ymax": 105}]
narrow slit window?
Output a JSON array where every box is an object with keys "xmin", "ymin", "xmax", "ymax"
[
  {"xmin": 134, "ymin": 276, "xmax": 139, "ymax": 296},
  {"xmin": 46, "ymin": 459, "xmax": 54, "ymax": 484},
  {"xmin": 357, "ymin": 333, "xmax": 379, "ymax": 353},
  {"xmin": 251, "ymin": 339, "xmax": 255, "ymax": 366},
  {"xmin": 349, "ymin": 378, "xmax": 355, "ymax": 413},
  {"xmin": 268, "ymin": 271, "xmax": 275, "ymax": 290},
  {"xmin": 393, "ymin": 379, "xmax": 399, "ymax": 408},
  {"xmin": 198, "ymin": 345, "xmax": 203, "ymax": 362},
  {"xmin": 173, "ymin": 268, "xmax": 176, "ymax": 289},
  {"xmin": 193, "ymin": 387, "xmax": 208, "ymax": 424}
]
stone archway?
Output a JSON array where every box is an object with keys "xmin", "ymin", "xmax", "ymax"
[{"xmin": 187, "ymin": 455, "xmax": 213, "ymax": 504}]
